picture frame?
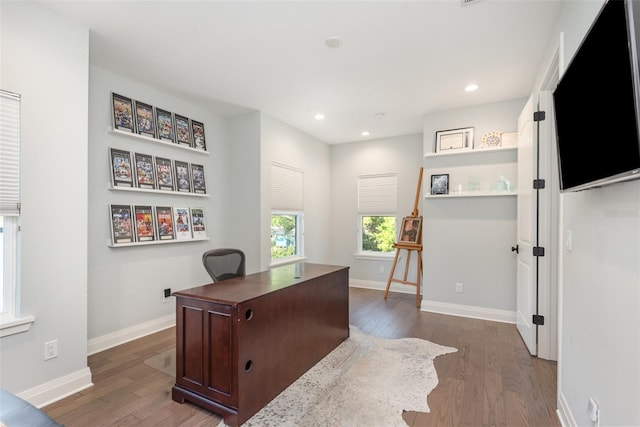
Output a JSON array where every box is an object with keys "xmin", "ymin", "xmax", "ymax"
[
  {"xmin": 190, "ymin": 207, "xmax": 207, "ymax": 239},
  {"xmin": 435, "ymin": 127, "xmax": 473, "ymax": 153},
  {"xmin": 174, "ymin": 114, "xmax": 191, "ymax": 147},
  {"xmin": 174, "ymin": 160, "xmax": 191, "ymax": 192},
  {"xmin": 155, "ymin": 108, "xmax": 175, "ymax": 143},
  {"xmin": 155, "ymin": 206, "xmax": 174, "ymax": 240},
  {"xmin": 190, "ymin": 163, "xmax": 206, "ymax": 194},
  {"xmin": 111, "ymin": 92, "xmax": 135, "ymax": 133},
  {"xmin": 398, "ymin": 216, "xmax": 422, "ymax": 244},
  {"xmin": 134, "ymin": 100, "xmax": 156, "ymax": 138},
  {"xmin": 174, "ymin": 207, "xmax": 192, "ymax": 240},
  {"xmin": 109, "ymin": 204, "xmax": 134, "ymax": 245},
  {"xmin": 155, "ymin": 157, "xmax": 174, "ymax": 191},
  {"xmin": 430, "ymin": 173, "xmax": 449, "ymax": 195},
  {"xmin": 109, "ymin": 148, "xmax": 134, "ymax": 188},
  {"xmin": 134, "ymin": 152, "xmax": 155, "ymax": 189},
  {"xmin": 134, "ymin": 205, "xmax": 155, "ymax": 242},
  {"xmin": 191, "ymin": 120, "xmax": 206, "ymax": 151}
]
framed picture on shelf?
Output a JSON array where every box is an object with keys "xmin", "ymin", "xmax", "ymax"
[
  {"xmin": 174, "ymin": 160, "xmax": 191, "ymax": 192},
  {"xmin": 109, "ymin": 204, "xmax": 134, "ymax": 245},
  {"xmin": 155, "ymin": 156, "xmax": 174, "ymax": 191},
  {"xmin": 134, "ymin": 152, "xmax": 155, "ymax": 189},
  {"xmin": 109, "ymin": 148, "xmax": 134, "ymax": 187},
  {"xmin": 190, "ymin": 163, "xmax": 206, "ymax": 194},
  {"xmin": 155, "ymin": 206, "xmax": 174, "ymax": 240},
  {"xmin": 155, "ymin": 108, "xmax": 175, "ymax": 143},
  {"xmin": 174, "ymin": 207, "xmax": 192, "ymax": 240},
  {"xmin": 435, "ymin": 127, "xmax": 473, "ymax": 153},
  {"xmin": 190, "ymin": 207, "xmax": 207, "ymax": 239},
  {"xmin": 134, "ymin": 205, "xmax": 155, "ymax": 242},
  {"xmin": 111, "ymin": 93, "xmax": 135, "ymax": 133},
  {"xmin": 134, "ymin": 100, "xmax": 156, "ymax": 138},
  {"xmin": 191, "ymin": 120, "xmax": 206, "ymax": 151},
  {"xmin": 175, "ymin": 114, "xmax": 191, "ymax": 147},
  {"xmin": 430, "ymin": 173, "xmax": 449, "ymax": 195},
  {"xmin": 398, "ymin": 216, "xmax": 422, "ymax": 244}
]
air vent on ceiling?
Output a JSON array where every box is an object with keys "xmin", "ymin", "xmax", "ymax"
[{"xmin": 461, "ymin": 0, "xmax": 481, "ymax": 6}]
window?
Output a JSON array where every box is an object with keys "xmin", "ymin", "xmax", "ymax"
[
  {"xmin": 357, "ymin": 174, "xmax": 397, "ymax": 256},
  {"xmin": 271, "ymin": 163, "xmax": 304, "ymax": 263}
]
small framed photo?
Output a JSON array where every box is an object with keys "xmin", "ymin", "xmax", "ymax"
[
  {"xmin": 435, "ymin": 127, "xmax": 473, "ymax": 153},
  {"xmin": 109, "ymin": 204, "xmax": 134, "ymax": 245},
  {"xmin": 174, "ymin": 160, "xmax": 191, "ymax": 192},
  {"xmin": 111, "ymin": 93, "xmax": 135, "ymax": 132},
  {"xmin": 155, "ymin": 108, "xmax": 175, "ymax": 143},
  {"xmin": 134, "ymin": 152, "xmax": 155, "ymax": 189},
  {"xmin": 174, "ymin": 207, "xmax": 192, "ymax": 240},
  {"xmin": 155, "ymin": 206, "xmax": 174, "ymax": 240},
  {"xmin": 190, "ymin": 163, "xmax": 206, "ymax": 194},
  {"xmin": 134, "ymin": 205, "xmax": 155, "ymax": 242},
  {"xmin": 430, "ymin": 174, "xmax": 449, "ymax": 195},
  {"xmin": 109, "ymin": 148, "xmax": 134, "ymax": 188},
  {"xmin": 155, "ymin": 157, "xmax": 174, "ymax": 191},
  {"xmin": 190, "ymin": 207, "xmax": 207, "ymax": 239},
  {"xmin": 134, "ymin": 100, "xmax": 156, "ymax": 138},
  {"xmin": 175, "ymin": 114, "xmax": 191, "ymax": 146},
  {"xmin": 399, "ymin": 217, "xmax": 422, "ymax": 244},
  {"xmin": 191, "ymin": 120, "xmax": 206, "ymax": 151}
]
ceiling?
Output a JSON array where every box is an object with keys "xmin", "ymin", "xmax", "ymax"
[{"xmin": 37, "ymin": 0, "xmax": 563, "ymax": 144}]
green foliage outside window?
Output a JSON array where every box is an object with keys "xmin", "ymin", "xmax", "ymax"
[
  {"xmin": 362, "ymin": 216, "xmax": 396, "ymax": 252},
  {"xmin": 271, "ymin": 214, "xmax": 297, "ymax": 259}
]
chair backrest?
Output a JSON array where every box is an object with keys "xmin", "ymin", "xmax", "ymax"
[{"xmin": 202, "ymin": 248, "xmax": 246, "ymax": 283}]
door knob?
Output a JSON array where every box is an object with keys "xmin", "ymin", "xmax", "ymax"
[{"xmin": 511, "ymin": 244, "xmax": 519, "ymax": 254}]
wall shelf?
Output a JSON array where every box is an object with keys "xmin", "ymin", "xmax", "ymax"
[
  {"xmin": 109, "ymin": 186, "xmax": 209, "ymax": 197},
  {"xmin": 424, "ymin": 191, "xmax": 516, "ymax": 199},
  {"xmin": 109, "ymin": 128, "xmax": 210, "ymax": 155},
  {"xmin": 109, "ymin": 237, "xmax": 210, "ymax": 248},
  {"xmin": 424, "ymin": 146, "xmax": 516, "ymax": 159}
]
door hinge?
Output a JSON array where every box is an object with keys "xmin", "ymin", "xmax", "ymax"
[
  {"xmin": 533, "ymin": 111, "xmax": 546, "ymax": 122},
  {"xmin": 533, "ymin": 179, "xmax": 546, "ymax": 189},
  {"xmin": 533, "ymin": 246, "xmax": 545, "ymax": 257},
  {"xmin": 533, "ymin": 314, "xmax": 545, "ymax": 325}
]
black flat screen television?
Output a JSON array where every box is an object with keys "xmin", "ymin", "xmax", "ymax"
[{"xmin": 553, "ymin": 0, "xmax": 640, "ymax": 192}]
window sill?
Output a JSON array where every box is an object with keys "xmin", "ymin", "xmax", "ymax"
[
  {"xmin": 270, "ymin": 256, "xmax": 308, "ymax": 268},
  {"xmin": 354, "ymin": 252, "xmax": 395, "ymax": 261},
  {"xmin": 0, "ymin": 315, "xmax": 35, "ymax": 338}
]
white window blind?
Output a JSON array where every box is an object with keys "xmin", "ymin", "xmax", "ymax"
[
  {"xmin": 271, "ymin": 163, "xmax": 304, "ymax": 211},
  {"xmin": 0, "ymin": 90, "xmax": 20, "ymax": 216},
  {"xmin": 358, "ymin": 174, "xmax": 397, "ymax": 214}
]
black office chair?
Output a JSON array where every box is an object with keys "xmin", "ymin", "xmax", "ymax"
[{"xmin": 202, "ymin": 248, "xmax": 246, "ymax": 283}]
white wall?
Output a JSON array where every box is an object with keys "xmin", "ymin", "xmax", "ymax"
[
  {"xmin": 0, "ymin": 1, "xmax": 91, "ymax": 403},
  {"xmin": 421, "ymin": 99, "xmax": 525, "ymax": 319},
  {"xmin": 540, "ymin": 1, "xmax": 640, "ymax": 425},
  {"xmin": 330, "ymin": 133, "xmax": 423, "ymax": 288}
]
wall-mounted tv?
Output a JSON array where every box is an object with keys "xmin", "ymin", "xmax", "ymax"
[{"xmin": 553, "ymin": 0, "xmax": 640, "ymax": 192}]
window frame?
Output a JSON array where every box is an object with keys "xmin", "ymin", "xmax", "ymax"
[
  {"xmin": 356, "ymin": 214, "xmax": 397, "ymax": 260},
  {"xmin": 270, "ymin": 210, "xmax": 305, "ymax": 266}
]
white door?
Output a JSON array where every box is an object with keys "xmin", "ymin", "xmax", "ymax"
[{"xmin": 516, "ymin": 95, "xmax": 538, "ymax": 355}]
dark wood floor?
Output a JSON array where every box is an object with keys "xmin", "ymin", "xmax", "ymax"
[{"xmin": 43, "ymin": 287, "xmax": 559, "ymax": 426}]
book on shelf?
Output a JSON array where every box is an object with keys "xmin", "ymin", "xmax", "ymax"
[
  {"xmin": 111, "ymin": 92, "xmax": 135, "ymax": 133},
  {"xmin": 191, "ymin": 120, "xmax": 206, "ymax": 151},
  {"xmin": 174, "ymin": 207, "xmax": 192, "ymax": 240},
  {"xmin": 134, "ymin": 100, "xmax": 156, "ymax": 138},
  {"xmin": 174, "ymin": 160, "xmax": 191, "ymax": 193},
  {"xmin": 155, "ymin": 157, "xmax": 174, "ymax": 191},
  {"xmin": 155, "ymin": 107, "xmax": 175, "ymax": 143},
  {"xmin": 190, "ymin": 163, "xmax": 206, "ymax": 194},
  {"xmin": 190, "ymin": 207, "xmax": 207, "ymax": 239},
  {"xmin": 134, "ymin": 205, "xmax": 155, "ymax": 242},
  {"xmin": 174, "ymin": 114, "xmax": 191, "ymax": 147},
  {"xmin": 134, "ymin": 152, "xmax": 155, "ymax": 189},
  {"xmin": 109, "ymin": 204, "xmax": 134, "ymax": 245},
  {"xmin": 155, "ymin": 206, "xmax": 174, "ymax": 240},
  {"xmin": 109, "ymin": 148, "xmax": 134, "ymax": 188}
]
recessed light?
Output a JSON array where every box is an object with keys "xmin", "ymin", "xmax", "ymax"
[
  {"xmin": 325, "ymin": 37, "xmax": 343, "ymax": 48},
  {"xmin": 314, "ymin": 113, "xmax": 325, "ymax": 120},
  {"xmin": 361, "ymin": 131, "xmax": 370, "ymax": 136},
  {"xmin": 465, "ymin": 84, "xmax": 479, "ymax": 92}
]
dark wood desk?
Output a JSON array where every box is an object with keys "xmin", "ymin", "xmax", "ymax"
[{"xmin": 171, "ymin": 262, "xmax": 350, "ymax": 426}]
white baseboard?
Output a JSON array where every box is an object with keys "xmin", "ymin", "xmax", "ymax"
[
  {"xmin": 420, "ymin": 300, "xmax": 516, "ymax": 324},
  {"xmin": 557, "ymin": 391, "xmax": 576, "ymax": 427},
  {"xmin": 349, "ymin": 279, "xmax": 417, "ymax": 295},
  {"xmin": 18, "ymin": 367, "xmax": 93, "ymax": 409},
  {"xmin": 87, "ymin": 314, "xmax": 175, "ymax": 356}
]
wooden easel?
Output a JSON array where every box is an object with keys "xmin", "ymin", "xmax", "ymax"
[{"xmin": 384, "ymin": 167, "xmax": 423, "ymax": 308}]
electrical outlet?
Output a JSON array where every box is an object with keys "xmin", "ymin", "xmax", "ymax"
[
  {"xmin": 44, "ymin": 339, "xmax": 58, "ymax": 360},
  {"xmin": 163, "ymin": 288, "xmax": 171, "ymax": 303},
  {"xmin": 455, "ymin": 283, "xmax": 463, "ymax": 293}
]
